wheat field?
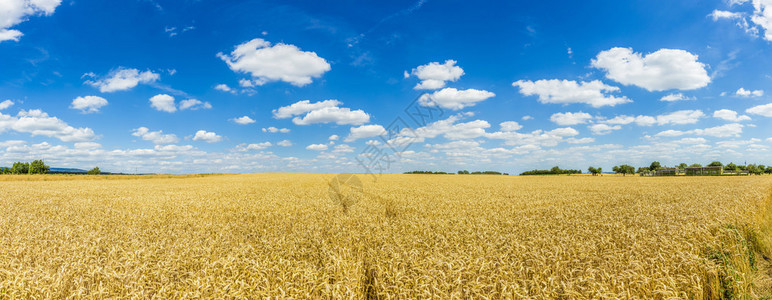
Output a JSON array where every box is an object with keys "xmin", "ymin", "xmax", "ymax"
[{"xmin": 0, "ymin": 174, "xmax": 771, "ymax": 298}]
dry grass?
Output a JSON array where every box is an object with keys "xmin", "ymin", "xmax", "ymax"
[{"xmin": 0, "ymin": 174, "xmax": 770, "ymax": 298}]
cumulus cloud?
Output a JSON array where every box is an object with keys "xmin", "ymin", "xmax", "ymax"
[
  {"xmin": 660, "ymin": 93, "xmax": 695, "ymax": 102},
  {"xmin": 214, "ymin": 84, "xmax": 235, "ymax": 93},
  {"xmin": 714, "ymin": 109, "xmax": 752, "ymax": 122},
  {"xmin": 234, "ymin": 142, "xmax": 272, "ymax": 151},
  {"xmin": 231, "ymin": 116, "xmax": 255, "ymax": 125},
  {"xmin": 589, "ymin": 124, "xmax": 622, "ymax": 135},
  {"xmin": 329, "ymin": 135, "xmax": 339, "ymax": 141},
  {"xmin": 273, "ymin": 99, "xmax": 370, "ymax": 126},
  {"xmin": 0, "ymin": 109, "xmax": 96, "ymax": 142},
  {"xmin": 85, "ymin": 68, "xmax": 160, "ymax": 92},
  {"xmin": 655, "ymin": 110, "xmax": 705, "ymax": 125},
  {"xmin": 262, "ymin": 127, "xmax": 290, "ymax": 133},
  {"xmin": 407, "ymin": 60, "xmax": 465, "ymax": 90},
  {"xmin": 192, "ymin": 130, "xmax": 223, "ymax": 143},
  {"xmin": 70, "ymin": 96, "xmax": 108, "ymax": 113},
  {"xmin": 217, "ymin": 38, "xmax": 331, "ymax": 87},
  {"xmin": 550, "ymin": 112, "xmax": 593, "ymax": 125},
  {"xmin": 179, "ymin": 99, "xmax": 212, "ymax": 110},
  {"xmin": 345, "ymin": 124, "xmax": 386, "ymax": 142},
  {"xmin": 655, "ymin": 123, "xmax": 744, "ymax": 138},
  {"xmin": 277, "ymin": 140, "xmax": 293, "ymax": 147},
  {"xmin": 736, "ymin": 87, "xmax": 764, "ymax": 97},
  {"xmin": 131, "ymin": 127, "xmax": 180, "ymax": 144},
  {"xmin": 591, "ymin": 47, "xmax": 710, "ymax": 91},
  {"xmin": 747, "ymin": 103, "xmax": 772, "ymax": 117},
  {"xmin": 0, "ymin": 0, "xmax": 62, "ymax": 43},
  {"xmin": 602, "ymin": 115, "xmax": 657, "ymax": 126},
  {"xmin": 418, "ymin": 88, "xmax": 495, "ymax": 110},
  {"xmin": 499, "ymin": 121, "xmax": 522, "ymax": 131},
  {"xmin": 513, "ymin": 79, "xmax": 631, "ymax": 107},
  {"xmin": 306, "ymin": 144, "xmax": 328, "ymax": 151},
  {"xmin": 149, "ymin": 94, "xmax": 177, "ymax": 113},
  {"xmin": 0, "ymin": 100, "xmax": 15, "ymax": 110}
]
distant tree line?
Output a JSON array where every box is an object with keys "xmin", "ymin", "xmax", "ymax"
[
  {"xmin": 404, "ymin": 170, "xmax": 452, "ymax": 174},
  {"xmin": 0, "ymin": 160, "xmax": 50, "ymax": 174},
  {"xmin": 520, "ymin": 166, "xmax": 581, "ymax": 176},
  {"xmin": 614, "ymin": 161, "xmax": 772, "ymax": 175},
  {"xmin": 404, "ymin": 170, "xmax": 510, "ymax": 175},
  {"xmin": 458, "ymin": 170, "xmax": 509, "ymax": 175}
]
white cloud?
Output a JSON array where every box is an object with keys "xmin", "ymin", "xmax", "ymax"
[
  {"xmin": 262, "ymin": 126, "xmax": 290, "ymax": 133},
  {"xmin": 521, "ymin": 115, "xmax": 533, "ymax": 121},
  {"xmin": 499, "ymin": 121, "xmax": 522, "ymax": 131},
  {"xmin": 407, "ymin": 60, "xmax": 464, "ymax": 90},
  {"xmin": 217, "ymin": 38, "xmax": 331, "ymax": 86},
  {"xmin": 306, "ymin": 144, "xmax": 328, "ymax": 151},
  {"xmin": 747, "ymin": 103, "xmax": 772, "ymax": 117},
  {"xmin": 660, "ymin": 93, "xmax": 695, "ymax": 102},
  {"xmin": 214, "ymin": 84, "xmax": 234, "ymax": 93},
  {"xmin": 602, "ymin": 115, "xmax": 657, "ymax": 126},
  {"xmin": 192, "ymin": 130, "xmax": 223, "ymax": 143},
  {"xmin": 70, "ymin": 96, "xmax": 108, "ymax": 113},
  {"xmin": 736, "ymin": 87, "xmax": 764, "ymax": 97},
  {"xmin": 273, "ymin": 99, "xmax": 341, "ymax": 119},
  {"xmin": 328, "ymin": 134, "xmax": 339, "ymax": 141},
  {"xmin": 179, "ymin": 99, "xmax": 212, "ymax": 110},
  {"xmin": 714, "ymin": 109, "xmax": 752, "ymax": 122},
  {"xmin": 131, "ymin": 127, "xmax": 179, "ymax": 144},
  {"xmin": 232, "ymin": 116, "xmax": 255, "ymax": 125},
  {"xmin": 591, "ymin": 47, "xmax": 710, "ymax": 91},
  {"xmin": 85, "ymin": 68, "xmax": 160, "ymax": 92},
  {"xmin": 655, "ymin": 123, "xmax": 744, "ymax": 138},
  {"xmin": 149, "ymin": 94, "xmax": 176, "ymax": 113},
  {"xmin": 277, "ymin": 140, "xmax": 293, "ymax": 147},
  {"xmin": 512, "ymin": 79, "xmax": 631, "ymax": 107},
  {"xmin": 550, "ymin": 112, "xmax": 593, "ymax": 125},
  {"xmin": 711, "ymin": 9, "xmax": 744, "ymax": 20},
  {"xmin": 655, "ymin": 110, "xmax": 705, "ymax": 125},
  {"xmin": 333, "ymin": 144, "xmax": 355, "ymax": 153},
  {"xmin": 418, "ymin": 88, "xmax": 495, "ymax": 110},
  {"xmin": 0, "ymin": 109, "xmax": 96, "ymax": 142},
  {"xmin": 750, "ymin": 0, "xmax": 772, "ymax": 40},
  {"xmin": 0, "ymin": 100, "xmax": 15, "ymax": 110},
  {"xmin": 387, "ymin": 115, "xmax": 491, "ymax": 145},
  {"xmin": 345, "ymin": 124, "xmax": 386, "ymax": 142},
  {"xmin": 273, "ymin": 100, "xmax": 370, "ymax": 126},
  {"xmin": 0, "ymin": 0, "xmax": 61, "ymax": 43},
  {"xmin": 235, "ymin": 142, "xmax": 272, "ymax": 151},
  {"xmin": 74, "ymin": 142, "xmax": 101, "ymax": 149},
  {"xmin": 589, "ymin": 124, "xmax": 622, "ymax": 135},
  {"xmin": 567, "ymin": 137, "xmax": 595, "ymax": 144}
]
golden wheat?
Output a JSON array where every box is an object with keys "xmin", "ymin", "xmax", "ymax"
[{"xmin": 0, "ymin": 174, "xmax": 770, "ymax": 298}]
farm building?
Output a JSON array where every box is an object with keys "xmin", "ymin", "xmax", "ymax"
[
  {"xmin": 685, "ymin": 166, "xmax": 723, "ymax": 176},
  {"xmin": 655, "ymin": 168, "xmax": 679, "ymax": 176}
]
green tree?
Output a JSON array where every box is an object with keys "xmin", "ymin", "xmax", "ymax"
[
  {"xmin": 724, "ymin": 163, "xmax": 738, "ymax": 172},
  {"xmin": 689, "ymin": 163, "xmax": 703, "ymax": 168},
  {"xmin": 637, "ymin": 167, "xmax": 650, "ymax": 174},
  {"xmin": 11, "ymin": 162, "xmax": 29, "ymax": 174},
  {"xmin": 678, "ymin": 163, "xmax": 688, "ymax": 169},
  {"xmin": 588, "ymin": 166, "xmax": 601, "ymax": 176},
  {"xmin": 28, "ymin": 160, "xmax": 49, "ymax": 174},
  {"xmin": 613, "ymin": 164, "xmax": 635, "ymax": 176},
  {"xmin": 649, "ymin": 161, "xmax": 662, "ymax": 171},
  {"xmin": 766, "ymin": 166, "xmax": 772, "ymax": 174},
  {"xmin": 708, "ymin": 161, "xmax": 723, "ymax": 167},
  {"xmin": 87, "ymin": 167, "xmax": 101, "ymax": 175}
]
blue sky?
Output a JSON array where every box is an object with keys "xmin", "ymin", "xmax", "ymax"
[{"xmin": 2, "ymin": 0, "xmax": 772, "ymax": 174}]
